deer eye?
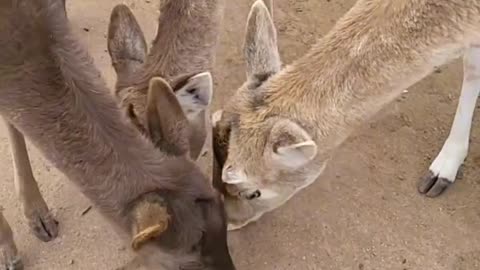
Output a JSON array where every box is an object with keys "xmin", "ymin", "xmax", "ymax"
[{"xmin": 246, "ymin": 190, "xmax": 261, "ymax": 200}]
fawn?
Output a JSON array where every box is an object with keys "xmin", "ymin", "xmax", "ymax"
[
  {"xmin": 0, "ymin": 0, "xmax": 234, "ymax": 269},
  {"xmin": 212, "ymin": 0, "xmax": 480, "ymax": 229},
  {"xmin": 107, "ymin": 0, "xmax": 225, "ymax": 161}
]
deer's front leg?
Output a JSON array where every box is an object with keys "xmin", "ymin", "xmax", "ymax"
[
  {"xmin": 0, "ymin": 209, "xmax": 22, "ymax": 270},
  {"xmin": 418, "ymin": 46, "xmax": 480, "ymax": 197},
  {"xmin": 6, "ymin": 122, "xmax": 58, "ymax": 242}
]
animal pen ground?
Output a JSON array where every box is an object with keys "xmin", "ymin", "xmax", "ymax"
[{"xmin": 0, "ymin": 0, "xmax": 479, "ymax": 269}]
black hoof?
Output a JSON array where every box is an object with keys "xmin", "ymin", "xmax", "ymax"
[
  {"xmin": 27, "ymin": 210, "xmax": 59, "ymax": 242},
  {"xmin": 418, "ymin": 171, "xmax": 452, "ymax": 197}
]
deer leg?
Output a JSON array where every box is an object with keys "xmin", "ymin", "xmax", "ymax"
[
  {"xmin": 6, "ymin": 122, "xmax": 58, "ymax": 242},
  {"xmin": 0, "ymin": 209, "xmax": 22, "ymax": 270},
  {"xmin": 418, "ymin": 45, "xmax": 480, "ymax": 197}
]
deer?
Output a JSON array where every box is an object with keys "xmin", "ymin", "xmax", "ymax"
[
  {"xmin": 107, "ymin": 0, "xmax": 225, "ymax": 161},
  {"xmin": 211, "ymin": 0, "xmax": 480, "ymax": 230},
  {"xmin": 107, "ymin": 1, "xmax": 225, "ymax": 268},
  {"xmin": 0, "ymin": 0, "xmax": 235, "ymax": 270}
]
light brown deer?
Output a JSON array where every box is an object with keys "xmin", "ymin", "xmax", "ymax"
[
  {"xmin": 0, "ymin": 1, "xmax": 235, "ymax": 270},
  {"xmin": 212, "ymin": 0, "xmax": 480, "ymax": 230}
]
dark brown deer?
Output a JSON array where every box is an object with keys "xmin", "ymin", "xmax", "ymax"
[{"xmin": 0, "ymin": 1, "xmax": 234, "ymax": 270}]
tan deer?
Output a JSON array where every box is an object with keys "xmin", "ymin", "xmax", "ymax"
[
  {"xmin": 0, "ymin": 1, "xmax": 235, "ymax": 270},
  {"xmin": 212, "ymin": 0, "xmax": 480, "ymax": 230}
]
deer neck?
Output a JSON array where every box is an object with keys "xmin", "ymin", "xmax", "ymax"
[{"xmin": 141, "ymin": 0, "xmax": 224, "ymax": 80}]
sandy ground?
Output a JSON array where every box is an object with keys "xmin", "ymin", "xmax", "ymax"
[{"xmin": 1, "ymin": 0, "xmax": 480, "ymax": 269}]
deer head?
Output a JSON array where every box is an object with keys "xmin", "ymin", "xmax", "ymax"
[{"xmin": 212, "ymin": 0, "xmax": 320, "ymax": 230}]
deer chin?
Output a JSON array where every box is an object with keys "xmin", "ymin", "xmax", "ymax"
[
  {"xmin": 222, "ymin": 186, "xmax": 292, "ymax": 230},
  {"xmin": 227, "ymin": 213, "xmax": 265, "ymax": 231},
  {"xmin": 223, "ymin": 195, "xmax": 266, "ymax": 231}
]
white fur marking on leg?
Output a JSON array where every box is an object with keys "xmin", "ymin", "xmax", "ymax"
[{"xmin": 429, "ymin": 46, "xmax": 480, "ymax": 182}]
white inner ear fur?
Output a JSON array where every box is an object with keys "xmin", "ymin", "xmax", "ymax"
[
  {"xmin": 273, "ymin": 140, "xmax": 318, "ymax": 169},
  {"xmin": 175, "ymin": 72, "xmax": 213, "ymax": 120},
  {"xmin": 211, "ymin": 110, "xmax": 223, "ymax": 127},
  {"xmin": 222, "ymin": 166, "xmax": 248, "ymax": 185}
]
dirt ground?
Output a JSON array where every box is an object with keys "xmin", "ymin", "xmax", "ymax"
[{"xmin": 1, "ymin": 0, "xmax": 480, "ymax": 269}]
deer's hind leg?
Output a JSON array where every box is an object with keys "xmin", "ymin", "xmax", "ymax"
[
  {"xmin": 6, "ymin": 122, "xmax": 58, "ymax": 242},
  {"xmin": 418, "ymin": 45, "xmax": 480, "ymax": 197},
  {"xmin": 0, "ymin": 209, "xmax": 22, "ymax": 270}
]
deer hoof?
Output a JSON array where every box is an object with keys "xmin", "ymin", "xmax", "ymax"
[
  {"xmin": 1, "ymin": 255, "xmax": 23, "ymax": 270},
  {"xmin": 417, "ymin": 170, "xmax": 452, "ymax": 197},
  {"xmin": 26, "ymin": 207, "xmax": 59, "ymax": 242}
]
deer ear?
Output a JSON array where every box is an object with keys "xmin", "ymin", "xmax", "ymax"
[
  {"xmin": 108, "ymin": 4, "xmax": 147, "ymax": 81},
  {"xmin": 167, "ymin": 72, "xmax": 214, "ymax": 160},
  {"xmin": 146, "ymin": 77, "xmax": 190, "ymax": 156},
  {"xmin": 130, "ymin": 194, "xmax": 170, "ymax": 251},
  {"xmin": 173, "ymin": 72, "xmax": 213, "ymax": 121},
  {"xmin": 267, "ymin": 119, "xmax": 317, "ymax": 169},
  {"xmin": 262, "ymin": 0, "xmax": 274, "ymax": 18},
  {"xmin": 244, "ymin": 0, "xmax": 281, "ymax": 88}
]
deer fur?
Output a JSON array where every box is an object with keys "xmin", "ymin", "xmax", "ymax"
[
  {"xmin": 212, "ymin": 0, "xmax": 480, "ymax": 230},
  {"xmin": 0, "ymin": 1, "xmax": 235, "ymax": 269},
  {"xmin": 108, "ymin": 0, "xmax": 224, "ymax": 161}
]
